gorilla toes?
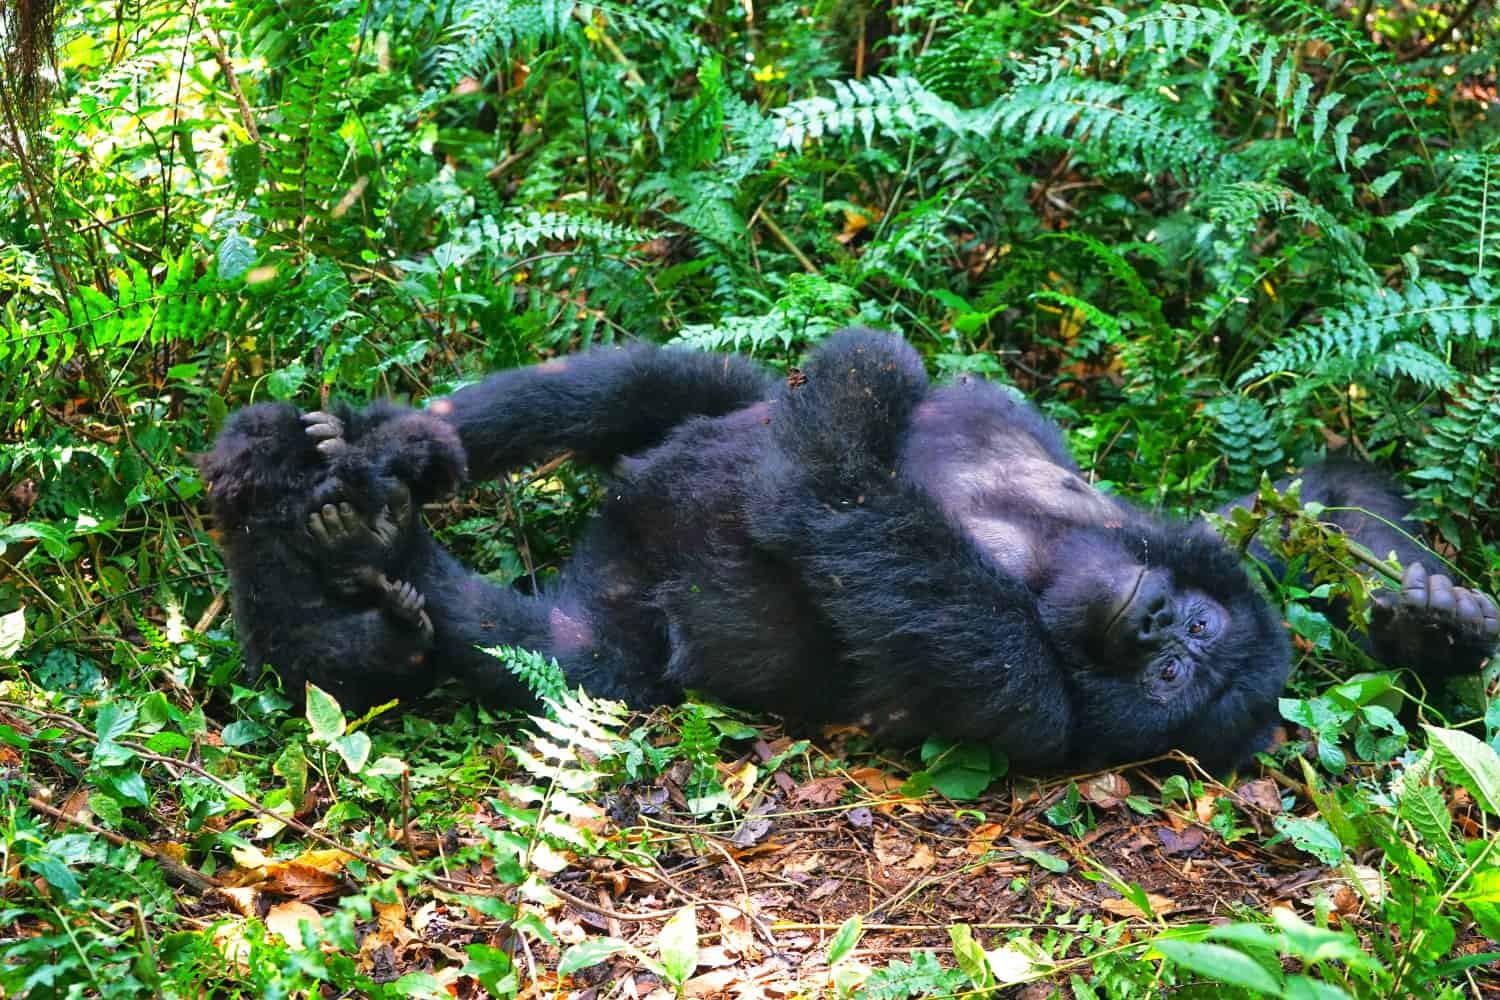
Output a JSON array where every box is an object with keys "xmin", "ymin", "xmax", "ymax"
[
  {"xmin": 1371, "ymin": 561, "xmax": 1499, "ymax": 679},
  {"xmin": 302, "ymin": 410, "xmax": 348, "ymax": 456},
  {"xmin": 380, "ymin": 576, "xmax": 433, "ymax": 642}
]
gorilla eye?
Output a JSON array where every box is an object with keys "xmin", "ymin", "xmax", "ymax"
[
  {"xmin": 1187, "ymin": 617, "xmax": 1207, "ymax": 636},
  {"xmin": 1160, "ymin": 659, "xmax": 1182, "ymax": 682}
]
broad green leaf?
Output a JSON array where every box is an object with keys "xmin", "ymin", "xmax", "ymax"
[
  {"xmin": 332, "ymin": 731, "xmax": 371, "ymax": 773},
  {"xmin": 1153, "ymin": 940, "xmax": 1281, "ymax": 994},
  {"xmin": 1456, "ymin": 868, "xmax": 1500, "ymax": 939},
  {"xmin": 462, "ymin": 943, "xmax": 517, "ymax": 997},
  {"xmin": 827, "ymin": 914, "xmax": 863, "ymax": 965},
  {"xmin": 0, "ymin": 606, "xmax": 24, "ymax": 658},
  {"xmin": 1424, "ymin": 725, "xmax": 1500, "ymax": 814},
  {"xmin": 275, "ymin": 742, "xmax": 308, "ymax": 804},
  {"xmin": 561, "ymin": 935, "xmax": 636, "ymax": 971},
  {"xmin": 1273, "ymin": 815, "xmax": 1343, "ymax": 865},
  {"xmin": 1020, "ymin": 848, "xmax": 1069, "ymax": 873},
  {"xmin": 949, "ymin": 924, "xmax": 991, "ymax": 988},
  {"xmin": 305, "ymin": 683, "xmax": 346, "ymax": 742},
  {"xmin": 1282, "ymin": 975, "xmax": 1355, "ymax": 1000},
  {"xmin": 657, "ymin": 905, "xmax": 699, "ymax": 987}
]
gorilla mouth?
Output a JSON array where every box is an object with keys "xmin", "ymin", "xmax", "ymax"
[{"xmin": 1105, "ymin": 565, "xmax": 1147, "ymax": 636}]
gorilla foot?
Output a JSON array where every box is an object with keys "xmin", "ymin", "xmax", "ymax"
[{"xmin": 377, "ymin": 574, "xmax": 434, "ymax": 642}]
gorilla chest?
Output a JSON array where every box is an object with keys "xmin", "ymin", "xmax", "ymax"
[{"xmin": 908, "ymin": 431, "xmax": 1124, "ymax": 579}]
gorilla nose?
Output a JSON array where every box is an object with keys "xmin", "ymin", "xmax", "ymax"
[{"xmin": 1126, "ymin": 571, "xmax": 1174, "ymax": 644}]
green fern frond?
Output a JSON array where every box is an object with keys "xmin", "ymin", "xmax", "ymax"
[
  {"xmin": 485, "ymin": 644, "xmax": 568, "ymax": 707},
  {"xmin": 496, "ymin": 211, "xmax": 657, "ymax": 255},
  {"xmin": 1205, "ymin": 395, "xmax": 1284, "ymax": 473},
  {"xmin": 671, "ymin": 313, "xmax": 813, "ymax": 354},
  {"xmin": 1200, "ymin": 181, "xmax": 1369, "ymax": 268},
  {"xmin": 1430, "ymin": 152, "xmax": 1498, "ymax": 278},
  {"xmin": 991, "ymin": 79, "xmax": 1229, "ymax": 180},
  {"xmin": 1410, "ymin": 366, "xmax": 1500, "ymax": 515},
  {"xmin": 1015, "ymin": 4, "xmax": 1260, "ymax": 87},
  {"xmin": 1239, "ymin": 279, "xmax": 1496, "ymax": 386},
  {"xmin": 428, "ymin": 0, "xmax": 576, "ymax": 89},
  {"xmin": 772, "ymin": 75, "xmax": 974, "ymax": 149}
]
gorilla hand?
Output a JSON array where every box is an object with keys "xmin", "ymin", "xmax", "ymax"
[{"xmin": 1370, "ymin": 562, "xmax": 1499, "ymax": 680}]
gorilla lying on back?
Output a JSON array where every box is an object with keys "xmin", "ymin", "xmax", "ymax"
[{"xmin": 201, "ymin": 330, "xmax": 1499, "ymax": 772}]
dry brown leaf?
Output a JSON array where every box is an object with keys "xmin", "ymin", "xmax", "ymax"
[
  {"xmin": 781, "ymin": 852, "xmax": 823, "ymax": 876},
  {"xmin": 1100, "ymin": 892, "xmax": 1176, "ymax": 918},
  {"xmin": 807, "ymin": 878, "xmax": 840, "ymax": 901},
  {"xmin": 1194, "ymin": 789, "xmax": 1222, "ymax": 826},
  {"xmin": 1233, "ymin": 778, "xmax": 1282, "ymax": 814},
  {"xmin": 873, "ymin": 832, "xmax": 911, "ymax": 866},
  {"xmin": 1082, "ymin": 773, "xmax": 1130, "ymax": 809},
  {"xmin": 845, "ymin": 767, "xmax": 903, "ymax": 794},
  {"xmin": 901, "ymin": 844, "xmax": 937, "ymax": 870},
  {"xmin": 721, "ymin": 761, "xmax": 759, "ymax": 807},
  {"xmin": 789, "ymin": 776, "xmax": 846, "ymax": 807},
  {"xmin": 967, "ymin": 822, "xmax": 1007, "ymax": 856},
  {"xmin": 685, "ymin": 968, "xmax": 741, "ymax": 997},
  {"xmin": 265, "ymin": 901, "xmax": 322, "ymax": 947},
  {"xmin": 216, "ymin": 886, "xmax": 260, "ymax": 918},
  {"xmin": 265, "ymin": 862, "xmax": 343, "ymax": 901},
  {"xmin": 375, "ymin": 892, "xmax": 406, "ymax": 934}
]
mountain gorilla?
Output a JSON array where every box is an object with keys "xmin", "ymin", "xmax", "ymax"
[{"xmin": 200, "ymin": 330, "xmax": 1498, "ymax": 772}]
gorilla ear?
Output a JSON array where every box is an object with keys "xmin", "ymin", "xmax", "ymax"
[{"xmin": 367, "ymin": 412, "xmax": 469, "ymax": 502}]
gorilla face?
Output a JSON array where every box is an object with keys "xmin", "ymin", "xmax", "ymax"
[{"xmin": 1031, "ymin": 521, "xmax": 1291, "ymax": 769}]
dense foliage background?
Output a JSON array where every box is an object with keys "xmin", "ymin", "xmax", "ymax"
[{"xmin": 1, "ymin": 1, "xmax": 1498, "ymax": 997}]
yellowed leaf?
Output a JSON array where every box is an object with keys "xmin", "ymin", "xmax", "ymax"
[
  {"xmin": 1100, "ymin": 892, "xmax": 1176, "ymax": 918},
  {"xmin": 266, "ymin": 901, "xmax": 322, "ymax": 947}
]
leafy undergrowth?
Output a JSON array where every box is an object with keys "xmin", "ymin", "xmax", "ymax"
[{"xmin": 2, "ymin": 644, "xmax": 1499, "ymax": 997}]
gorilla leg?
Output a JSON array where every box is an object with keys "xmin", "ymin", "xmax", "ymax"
[{"xmin": 400, "ymin": 537, "xmax": 678, "ymax": 711}]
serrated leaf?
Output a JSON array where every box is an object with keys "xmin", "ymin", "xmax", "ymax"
[
  {"xmin": 1424, "ymin": 724, "xmax": 1500, "ymax": 814},
  {"xmin": 1153, "ymin": 940, "xmax": 1281, "ymax": 994}
]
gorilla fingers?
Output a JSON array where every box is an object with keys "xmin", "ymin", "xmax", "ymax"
[{"xmin": 1369, "ymin": 561, "xmax": 1500, "ymax": 680}]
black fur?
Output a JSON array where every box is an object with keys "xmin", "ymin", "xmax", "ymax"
[
  {"xmin": 196, "ymin": 401, "xmax": 465, "ymax": 709},
  {"xmin": 204, "ymin": 330, "xmax": 1497, "ymax": 770}
]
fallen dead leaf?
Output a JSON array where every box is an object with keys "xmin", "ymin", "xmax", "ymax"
[
  {"xmin": 1100, "ymin": 891, "xmax": 1177, "ymax": 918},
  {"xmin": 967, "ymin": 822, "xmax": 1007, "ymax": 856},
  {"xmin": 1082, "ymin": 773, "xmax": 1131, "ymax": 809},
  {"xmin": 215, "ymin": 886, "xmax": 260, "ymax": 918},
  {"xmin": 1233, "ymin": 778, "xmax": 1282, "ymax": 814},
  {"xmin": 264, "ymin": 862, "xmax": 344, "ymax": 901},
  {"xmin": 901, "ymin": 844, "xmax": 937, "ymax": 870},
  {"xmin": 265, "ymin": 901, "xmax": 322, "ymax": 947},
  {"xmin": 790, "ymin": 776, "xmax": 846, "ymax": 807},
  {"xmin": 845, "ymin": 767, "xmax": 903, "ymax": 794},
  {"xmin": 873, "ymin": 832, "xmax": 911, "ymax": 866}
]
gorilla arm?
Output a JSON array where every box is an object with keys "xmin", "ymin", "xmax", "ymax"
[
  {"xmin": 1225, "ymin": 460, "xmax": 1498, "ymax": 679},
  {"xmin": 311, "ymin": 345, "xmax": 775, "ymax": 485}
]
